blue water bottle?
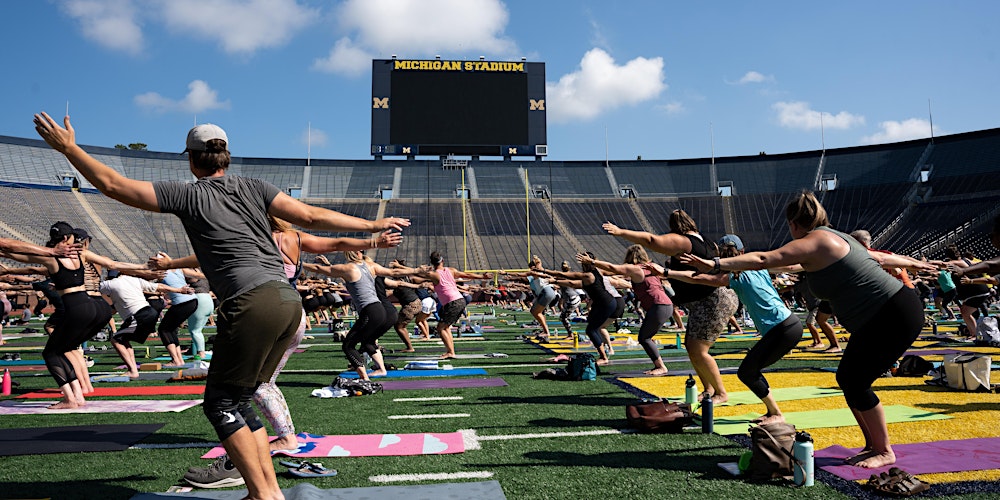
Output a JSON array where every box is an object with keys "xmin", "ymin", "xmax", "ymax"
[
  {"xmin": 701, "ymin": 392, "xmax": 714, "ymax": 434},
  {"xmin": 793, "ymin": 431, "xmax": 814, "ymax": 486},
  {"xmin": 675, "ymin": 332, "xmax": 682, "ymax": 349},
  {"xmin": 684, "ymin": 375, "xmax": 697, "ymax": 406}
]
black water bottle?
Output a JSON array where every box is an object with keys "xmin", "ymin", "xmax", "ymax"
[{"xmin": 701, "ymin": 392, "xmax": 714, "ymax": 434}]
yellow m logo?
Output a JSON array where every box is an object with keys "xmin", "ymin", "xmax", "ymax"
[
  {"xmin": 373, "ymin": 97, "xmax": 388, "ymax": 109},
  {"xmin": 508, "ymin": 148, "xmax": 518, "ymax": 155},
  {"xmin": 402, "ymin": 147, "xmax": 411, "ymax": 154},
  {"xmin": 529, "ymin": 99, "xmax": 545, "ymax": 110}
]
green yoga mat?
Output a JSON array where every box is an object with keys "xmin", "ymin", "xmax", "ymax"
[
  {"xmin": 659, "ymin": 386, "xmax": 842, "ymax": 406},
  {"xmin": 713, "ymin": 405, "xmax": 950, "ymax": 436}
]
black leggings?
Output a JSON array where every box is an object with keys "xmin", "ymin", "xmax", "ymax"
[
  {"xmin": 343, "ymin": 302, "xmax": 386, "ymax": 369},
  {"xmin": 158, "ymin": 299, "xmax": 199, "ymax": 346},
  {"xmin": 837, "ymin": 288, "xmax": 924, "ymax": 410},
  {"xmin": 639, "ymin": 304, "xmax": 673, "ymax": 361},
  {"xmin": 379, "ymin": 300, "xmax": 399, "ymax": 336},
  {"xmin": 738, "ymin": 315, "xmax": 802, "ymax": 398},
  {"xmin": 42, "ymin": 292, "xmax": 113, "ymax": 386},
  {"xmin": 584, "ymin": 298, "xmax": 616, "ymax": 347}
]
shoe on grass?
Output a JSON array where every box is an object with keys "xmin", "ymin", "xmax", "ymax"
[{"xmin": 183, "ymin": 455, "xmax": 244, "ymax": 488}]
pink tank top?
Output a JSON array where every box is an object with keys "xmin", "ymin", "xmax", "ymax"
[
  {"xmin": 434, "ymin": 267, "xmax": 464, "ymax": 306},
  {"xmin": 272, "ymin": 232, "xmax": 299, "ymax": 280},
  {"xmin": 635, "ymin": 268, "xmax": 672, "ymax": 310}
]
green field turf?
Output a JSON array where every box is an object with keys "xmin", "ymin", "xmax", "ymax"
[{"xmin": 0, "ymin": 305, "xmax": 994, "ymax": 499}]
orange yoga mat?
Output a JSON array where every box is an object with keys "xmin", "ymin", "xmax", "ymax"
[{"xmin": 16, "ymin": 385, "xmax": 205, "ymax": 399}]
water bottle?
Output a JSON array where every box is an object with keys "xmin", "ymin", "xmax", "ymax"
[
  {"xmin": 701, "ymin": 392, "xmax": 713, "ymax": 434},
  {"xmin": 684, "ymin": 375, "xmax": 697, "ymax": 406},
  {"xmin": 793, "ymin": 431, "xmax": 814, "ymax": 486},
  {"xmin": 675, "ymin": 332, "xmax": 682, "ymax": 349}
]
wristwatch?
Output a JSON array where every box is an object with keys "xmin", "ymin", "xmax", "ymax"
[{"xmin": 710, "ymin": 257, "xmax": 722, "ymax": 275}]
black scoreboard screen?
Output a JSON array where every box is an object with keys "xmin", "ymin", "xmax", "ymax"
[{"xmin": 371, "ymin": 59, "xmax": 547, "ymax": 157}]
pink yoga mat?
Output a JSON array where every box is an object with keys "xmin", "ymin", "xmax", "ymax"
[
  {"xmin": 0, "ymin": 399, "xmax": 202, "ymax": 415},
  {"xmin": 17, "ymin": 386, "xmax": 206, "ymax": 399},
  {"xmin": 816, "ymin": 437, "xmax": 1000, "ymax": 481},
  {"xmin": 202, "ymin": 431, "xmax": 465, "ymax": 458}
]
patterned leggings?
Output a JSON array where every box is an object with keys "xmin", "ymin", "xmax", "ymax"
[{"xmin": 252, "ymin": 308, "xmax": 306, "ymax": 439}]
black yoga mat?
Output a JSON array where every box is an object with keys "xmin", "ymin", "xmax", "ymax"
[{"xmin": 0, "ymin": 423, "xmax": 164, "ymax": 456}]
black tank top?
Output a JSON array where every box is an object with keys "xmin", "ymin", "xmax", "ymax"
[
  {"xmin": 667, "ymin": 233, "xmax": 716, "ymax": 304},
  {"xmin": 374, "ymin": 275, "xmax": 389, "ymax": 302},
  {"xmin": 393, "ymin": 282, "xmax": 418, "ymax": 304},
  {"xmin": 50, "ymin": 256, "xmax": 85, "ymax": 291},
  {"xmin": 581, "ymin": 269, "xmax": 615, "ymax": 307}
]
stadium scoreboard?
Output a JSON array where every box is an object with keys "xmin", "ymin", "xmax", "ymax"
[{"xmin": 371, "ymin": 59, "xmax": 547, "ymax": 158}]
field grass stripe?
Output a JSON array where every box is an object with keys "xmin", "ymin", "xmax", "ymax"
[
  {"xmin": 387, "ymin": 413, "xmax": 471, "ymax": 419},
  {"xmin": 476, "ymin": 429, "xmax": 631, "ymax": 441},
  {"xmin": 369, "ymin": 471, "xmax": 494, "ymax": 483}
]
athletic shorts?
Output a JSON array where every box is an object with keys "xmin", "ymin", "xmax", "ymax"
[
  {"xmin": 396, "ymin": 299, "xmax": 421, "ymax": 325},
  {"xmin": 209, "ymin": 281, "xmax": 303, "ymax": 388},
  {"xmin": 683, "ymin": 287, "xmax": 739, "ymax": 343},
  {"xmin": 531, "ymin": 285, "xmax": 557, "ymax": 309},
  {"xmin": 438, "ymin": 298, "xmax": 466, "ymax": 326},
  {"xmin": 420, "ymin": 297, "xmax": 437, "ymax": 315}
]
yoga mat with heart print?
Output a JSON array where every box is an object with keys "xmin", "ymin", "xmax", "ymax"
[{"xmin": 202, "ymin": 431, "xmax": 465, "ymax": 458}]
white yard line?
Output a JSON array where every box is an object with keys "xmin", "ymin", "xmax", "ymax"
[
  {"xmin": 387, "ymin": 413, "xmax": 471, "ymax": 419},
  {"xmin": 369, "ymin": 471, "xmax": 494, "ymax": 483},
  {"xmin": 392, "ymin": 396, "xmax": 464, "ymax": 402}
]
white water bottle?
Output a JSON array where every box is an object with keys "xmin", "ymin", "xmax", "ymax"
[{"xmin": 793, "ymin": 431, "xmax": 814, "ymax": 486}]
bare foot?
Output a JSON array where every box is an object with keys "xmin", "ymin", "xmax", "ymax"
[
  {"xmin": 163, "ymin": 362, "xmax": 185, "ymax": 368},
  {"xmin": 807, "ymin": 343, "xmax": 825, "ymax": 349},
  {"xmin": 643, "ymin": 368, "xmax": 669, "ymax": 376},
  {"xmin": 844, "ymin": 448, "xmax": 874, "ymax": 465},
  {"xmin": 48, "ymin": 400, "xmax": 83, "ymax": 410},
  {"xmin": 855, "ymin": 450, "xmax": 896, "ymax": 468},
  {"xmin": 269, "ymin": 436, "xmax": 300, "ymax": 452},
  {"xmin": 710, "ymin": 393, "xmax": 728, "ymax": 405},
  {"xmin": 823, "ymin": 346, "xmax": 843, "ymax": 354},
  {"xmin": 596, "ymin": 359, "xmax": 610, "ymax": 366},
  {"xmin": 368, "ymin": 370, "xmax": 387, "ymax": 377},
  {"xmin": 755, "ymin": 414, "xmax": 785, "ymax": 426},
  {"xmin": 400, "ymin": 348, "xmax": 415, "ymax": 353},
  {"xmin": 439, "ymin": 353, "xmax": 457, "ymax": 359},
  {"xmin": 127, "ymin": 371, "xmax": 140, "ymax": 379}
]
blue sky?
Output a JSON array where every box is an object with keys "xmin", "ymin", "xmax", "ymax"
[{"xmin": 1, "ymin": 0, "xmax": 998, "ymax": 161}]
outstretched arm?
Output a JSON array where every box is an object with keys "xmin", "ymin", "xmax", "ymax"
[
  {"xmin": 602, "ymin": 222, "xmax": 689, "ymax": 256},
  {"xmin": 954, "ymin": 257, "xmax": 1000, "ymax": 278},
  {"xmin": 452, "ymin": 268, "xmax": 493, "ymax": 280},
  {"xmin": 268, "ymin": 192, "xmax": 409, "ymax": 234},
  {"xmin": 576, "ymin": 252, "xmax": 642, "ymax": 282},
  {"xmin": 1, "ymin": 237, "xmax": 80, "ymax": 259},
  {"xmin": 84, "ymin": 251, "xmax": 148, "ymax": 272},
  {"xmin": 148, "ymin": 253, "xmax": 200, "ymax": 271},
  {"xmin": 299, "ymin": 231, "xmax": 403, "ymax": 254},
  {"xmin": 34, "ymin": 113, "xmax": 160, "ymax": 212}
]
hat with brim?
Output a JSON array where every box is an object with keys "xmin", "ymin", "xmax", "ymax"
[{"xmin": 184, "ymin": 124, "xmax": 228, "ymax": 153}]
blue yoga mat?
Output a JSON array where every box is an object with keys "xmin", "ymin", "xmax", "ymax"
[
  {"xmin": 338, "ymin": 368, "xmax": 488, "ymax": 379},
  {"xmin": 0, "ymin": 359, "xmax": 46, "ymax": 366}
]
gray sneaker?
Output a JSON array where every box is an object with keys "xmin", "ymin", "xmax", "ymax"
[{"xmin": 183, "ymin": 455, "xmax": 245, "ymax": 488}]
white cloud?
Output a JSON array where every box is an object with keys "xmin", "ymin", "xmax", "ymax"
[
  {"xmin": 157, "ymin": 0, "xmax": 319, "ymax": 55},
  {"xmin": 61, "ymin": 0, "xmax": 144, "ymax": 55},
  {"xmin": 860, "ymin": 118, "xmax": 941, "ymax": 144},
  {"xmin": 316, "ymin": 0, "xmax": 516, "ymax": 76},
  {"xmin": 735, "ymin": 71, "xmax": 775, "ymax": 84},
  {"xmin": 546, "ymin": 48, "xmax": 666, "ymax": 123},
  {"xmin": 134, "ymin": 80, "xmax": 231, "ymax": 114},
  {"xmin": 658, "ymin": 101, "xmax": 685, "ymax": 115},
  {"xmin": 773, "ymin": 101, "xmax": 865, "ymax": 130},
  {"xmin": 312, "ymin": 38, "xmax": 374, "ymax": 76},
  {"xmin": 301, "ymin": 126, "xmax": 329, "ymax": 149},
  {"xmin": 585, "ymin": 9, "xmax": 610, "ymax": 50}
]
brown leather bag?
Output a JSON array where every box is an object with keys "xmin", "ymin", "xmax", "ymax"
[
  {"xmin": 746, "ymin": 422, "xmax": 797, "ymax": 481},
  {"xmin": 625, "ymin": 400, "xmax": 694, "ymax": 433}
]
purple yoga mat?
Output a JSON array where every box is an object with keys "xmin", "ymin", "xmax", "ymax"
[
  {"xmin": 816, "ymin": 437, "xmax": 1000, "ymax": 481},
  {"xmin": 379, "ymin": 377, "xmax": 508, "ymax": 390},
  {"xmin": 904, "ymin": 348, "xmax": 970, "ymax": 357}
]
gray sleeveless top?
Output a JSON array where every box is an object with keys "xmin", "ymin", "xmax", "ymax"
[
  {"xmin": 344, "ymin": 263, "xmax": 379, "ymax": 309},
  {"xmin": 801, "ymin": 226, "xmax": 903, "ymax": 332}
]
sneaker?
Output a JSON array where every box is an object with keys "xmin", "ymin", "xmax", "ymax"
[{"xmin": 183, "ymin": 456, "xmax": 245, "ymax": 488}]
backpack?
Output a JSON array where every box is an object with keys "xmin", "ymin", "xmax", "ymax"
[
  {"xmin": 897, "ymin": 354, "xmax": 934, "ymax": 377},
  {"xmin": 746, "ymin": 422, "xmax": 797, "ymax": 481},
  {"xmin": 567, "ymin": 353, "xmax": 597, "ymax": 381},
  {"xmin": 625, "ymin": 400, "xmax": 694, "ymax": 433},
  {"xmin": 975, "ymin": 316, "xmax": 1000, "ymax": 347},
  {"xmin": 331, "ymin": 376, "xmax": 383, "ymax": 396}
]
